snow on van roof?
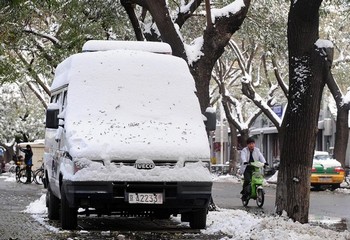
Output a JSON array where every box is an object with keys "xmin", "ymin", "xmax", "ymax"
[
  {"xmin": 54, "ymin": 49, "xmax": 210, "ymax": 162},
  {"xmin": 82, "ymin": 40, "xmax": 172, "ymax": 54}
]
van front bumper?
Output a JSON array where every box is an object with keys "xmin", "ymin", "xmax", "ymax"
[{"xmin": 62, "ymin": 180, "xmax": 212, "ymax": 213}]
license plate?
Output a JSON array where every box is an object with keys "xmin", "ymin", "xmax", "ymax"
[
  {"xmin": 128, "ymin": 193, "xmax": 163, "ymax": 204},
  {"xmin": 319, "ymin": 177, "xmax": 331, "ymax": 182}
]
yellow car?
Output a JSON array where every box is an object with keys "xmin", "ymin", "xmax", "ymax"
[{"xmin": 311, "ymin": 151, "xmax": 345, "ymax": 190}]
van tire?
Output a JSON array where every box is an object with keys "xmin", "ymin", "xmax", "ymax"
[
  {"xmin": 47, "ymin": 186, "xmax": 59, "ymax": 220},
  {"xmin": 60, "ymin": 187, "xmax": 77, "ymax": 230},
  {"xmin": 189, "ymin": 209, "xmax": 207, "ymax": 229}
]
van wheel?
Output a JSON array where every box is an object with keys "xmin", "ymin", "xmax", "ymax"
[
  {"xmin": 189, "ymin": 209, "xmax": 207, "ymax": 229},
  {"xmin": 60, "ymin": 187, "xmax": 77, "ymax": 230},
  {"xmin": 47, "ymin": 186, "xmax": 60, "ymax": 220}
]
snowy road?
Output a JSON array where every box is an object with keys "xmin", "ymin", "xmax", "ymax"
[{"xmin": 1, "ymin": 173, "xmax": 350, "ymax": 239}]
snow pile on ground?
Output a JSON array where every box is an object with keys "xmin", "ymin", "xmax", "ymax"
[
  {"xmin": 203, "ymin": 209, "xmax": 350, "ymax": 239},
  {"xmin": 212, "ymin": 174, "xmax": 241, "ymax": 183},
  {"xmin": 0, "ymin": 174, "xmax": 16, "ymax": 182},
  {"xmin": 266, "ymin": 171, "xmax": 278, "ymax": 183},
  {"xmin": 24, "ymin": 194, "xmax": 350, "ymax": 239}
]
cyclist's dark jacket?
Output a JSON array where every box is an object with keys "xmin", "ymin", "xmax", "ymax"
[{"xmin": 20, "ymin": 148, "xmax": 33, "ymax": 165}]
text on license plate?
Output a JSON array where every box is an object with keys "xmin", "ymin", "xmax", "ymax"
[
  {"xmin": 128, "ymin": 193, "xmax": 163, "ymax": 204},
  {"xmin": 319, "ymin": 177, "xmax": 331, "ymax": 182}
]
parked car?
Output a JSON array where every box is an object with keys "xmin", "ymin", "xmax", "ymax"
[{"xmin": 311, "ymin": 151, "xmax": 345, "ymax": 190}]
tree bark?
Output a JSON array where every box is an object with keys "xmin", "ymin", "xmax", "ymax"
[
  {"xmin": 191, "ymin": 1, "xmax": 250, "ymax": 113},
  {"xmin": 228, "ymin": 122, "xmax": 238, "ymax": 174},
  {"xmin": 120, "ymin": 0, "xmax": 145, "ymax": 41},
  {"xmin": 333, "ymin": 106, "xmax": 349, "ymax": 167},
  {"xmin": 146, "ymin": 0, "xmax": 188, "ymax": 61},
  {"xmin": 276, "ymin": 0, "xmax": 325, "ymax": 223}
]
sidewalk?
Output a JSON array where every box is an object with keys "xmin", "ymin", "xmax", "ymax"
[{"xmin": 0, "ymin": 173, "xmax": 51, "ymax": 239}]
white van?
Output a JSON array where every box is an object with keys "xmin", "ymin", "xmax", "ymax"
[{"xmin": 44, "ymin": 41, "xmax": 212, "ymax": 230}]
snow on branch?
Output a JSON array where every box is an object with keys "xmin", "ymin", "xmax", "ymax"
[
  {"xmin": 23, "ymin": 27, "xmax": 61, "ymax": 46},
  {"xmin": 315, "ymin": 39, "xmax": 334, "ymax": 66},
  {"xmin": 315, "ymin": 39, "xmax": 333, "ymax": 49},
  {"xmin": 175, "ymin": 0, "xmax": 202, "ymax": 28},
  {"xmin": 222, "ymin": 94, "xmax": 249, "ymax": 131},
  {"xmin": 211, "ymin": 0, "xmax": 246, "ymax": 24}
]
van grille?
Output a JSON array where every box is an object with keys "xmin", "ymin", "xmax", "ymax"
[{"xmin": 110, "ymin": 160, "xmax": 178, "ymax": 168}]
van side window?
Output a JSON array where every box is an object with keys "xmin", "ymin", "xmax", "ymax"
[
  {"xmin": 62, "ymin": 91, "xmax": 67, "ymax": 111},
  {"xmin": 51, "ymin": 94, "xmax": 59, "ymax": 104},
  {"xmin": 54, "ymin": 94, "xmax": 60, "ymax": 103}
]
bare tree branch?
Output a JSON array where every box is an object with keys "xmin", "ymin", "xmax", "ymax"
[
  {"xmin": 14, "ymin": 50, "xmax": 50, "ymax": 96},
  {"xmin": 26, "ymin": 81, "xmax": 48, "ymax": 109},
  {"xmin": 271, "ymin": 54, "xmax": 288, "ymax": 96},
  {"xmin": 121, "ymin": 0, "xmax": 145, "ymax": 41},
  {"xmin": 23, "ymin": 28, "xmax": 61, "ymax": 47}
]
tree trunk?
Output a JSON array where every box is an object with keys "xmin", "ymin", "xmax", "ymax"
[
  {"xmin": 326, "ymin": 66, "xmax": 350, "ymax": 168},
  {"xmin": 276, "ymin": 0, "xmax": 325, "ymax": 223},
  {"xmin": 146, "ymin": 0, "xmax": 188, "ymax": 61},
  {"xmin": 228, "ymin": 122, "xmax": 238, "ymax": 174},
  {"xmin": 0, "ymin": 142, "xmax": 15, "ymax": 163},
  {"xmin": 333, "ymin": 107, "xmax": 349, "ymax": 167}
]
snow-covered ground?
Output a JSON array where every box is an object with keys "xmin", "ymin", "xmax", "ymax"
[{"xmin": 2, "ymin": 173, "xmax": 350, "ymax": 239}]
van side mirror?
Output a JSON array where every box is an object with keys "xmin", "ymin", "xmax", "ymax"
[
  {"xmin": 45, "ymin": 109, "xmax": 59, "ymax": 129},
  {"xmin": 204, "ymin": 108, "xmax": 216, "ymax": 131}
]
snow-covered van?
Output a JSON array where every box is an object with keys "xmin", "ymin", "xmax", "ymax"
[{"xmin": 44, "ymin": 40, "xmax": 212, "ymax": 230}]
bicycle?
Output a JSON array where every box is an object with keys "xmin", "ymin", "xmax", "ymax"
[
  {"xmin": 33, "ymin": 164, "xmax": 44, "ymax": 185},
  {"xmin": 17, "ymin": 167, "xmax": 34, "ymax": 183},
  {"xmin": 8, "ymin": 163, "xmax": 23, "ymax": 182},
  {"xmin": 8, "ymin": 164, "xmax": 19, "ymax": 174}
]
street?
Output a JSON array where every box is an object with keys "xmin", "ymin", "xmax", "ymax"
[
  {"xmin": 212, "ymin": 181, "xmax": 350, "ymax": 231},
  {"xmin": 0, "ymin": 174, "xmax": 349, "ymax": 239}
]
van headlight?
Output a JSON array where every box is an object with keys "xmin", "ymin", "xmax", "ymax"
[
  {"xmin": 184, "ymin": 161, "xmax": 210, "ymax": 170},
  {"xmin": 73, "ymin": 159, "xmax": 104, "ymax": 173}
]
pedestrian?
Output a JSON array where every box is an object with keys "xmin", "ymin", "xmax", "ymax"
[
  {"xmin": 240, "ymin": 137, "xmax": 266, "ymax": 198},
  {"xmin": 19, "ymin": 145, "xmax": 33, "ymax": 184}
]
